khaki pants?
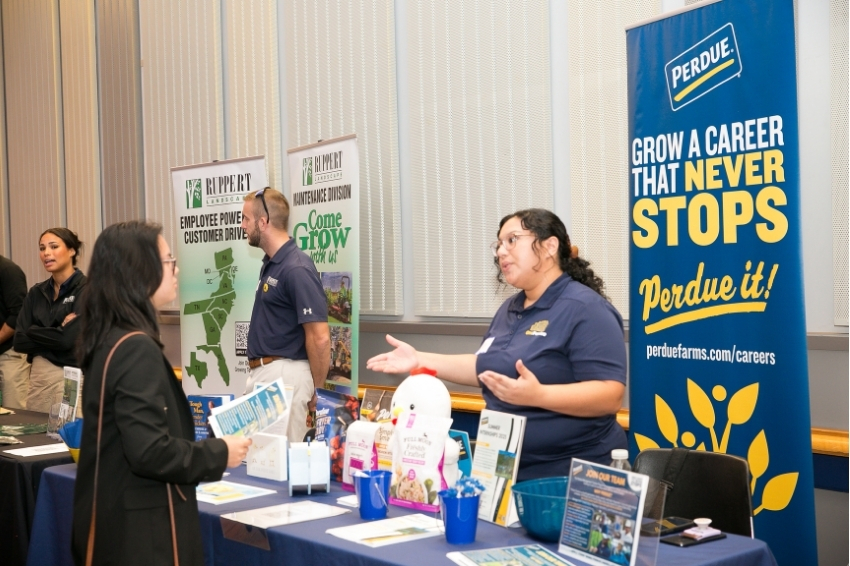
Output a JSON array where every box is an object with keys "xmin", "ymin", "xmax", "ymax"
[
  {"xmin": 246, "ymin": 358, "xmax": 313, "ymax": 442},
  {"xmin": 27, "ymin": 356, "xmax": 64, "ymax": 414},
  {"xmin": 0, "ymin": 349, "xmax": 30, "ymax": 409}
]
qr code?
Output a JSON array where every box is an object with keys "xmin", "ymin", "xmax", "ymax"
[{"xmin": 235, "ymin": 321, "xmax": 249, "ymax": 356}]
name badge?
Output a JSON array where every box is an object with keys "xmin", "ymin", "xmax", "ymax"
[{"xmin": 475, "ymin": 337, "xmax": 495, "ymax": 355}]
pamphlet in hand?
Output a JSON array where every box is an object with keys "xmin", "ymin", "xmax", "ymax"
[
  {"xmin": 208, "ymin": 379, "xmax": 288, "ymax": 438},
  {"xmin": 471, "ymin": 409, "xmax": 526, "ymax": 527},
  {"xmin": 557, "ymin": 459, "xmax": 650, "ymax": 566}
]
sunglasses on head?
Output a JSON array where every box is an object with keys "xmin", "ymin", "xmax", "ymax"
[{"xmin": 255, "ymin": 188, "xmax": 270, "ymax": 220}]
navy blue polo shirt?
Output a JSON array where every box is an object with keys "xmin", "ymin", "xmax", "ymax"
[
  {"xmin": 247, "ymin": 239, "xmax": 327, "ymax": 360},
  {"xmin": 476, "ymin": 273, "xmax": 627, "ymax": 481}
]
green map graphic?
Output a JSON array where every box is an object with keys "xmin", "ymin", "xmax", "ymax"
[{"xmin": 183, "ymin": 248, "xmax": 236, "ymax": 387}]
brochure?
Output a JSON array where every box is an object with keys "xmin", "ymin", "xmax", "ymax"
[
  {"xmin": 471, "ymin": 409, "xmax": 526, "ymax": 527},
  {"xmin": 208, "ymin": 380, "xmax": 288, "ymax": 438},
  {"xmin": 449, "ymin": 429, "xmax": 472, "ymax": 478},
  {"xmin": 557, "ymin": 460, "xmax": 650, "ymax": 566},
  {"xmin": 325, "ymin": 513, "xmax": 443, "ymax": 547},
  {"xmin": 196, "ymin": 481, "xmax": 277, "ymax": 505},
  {"xmin": 447, "ymin": 545, "xmax": 577, "ymax": 566},
  {"xmin": 188, "ymin": 394, "xmax": 234, "ymax": 440},
  {"xmin": 220, "ymin": 501, "xmax": 350, "ymax": 528},
  {"xmin": 253, "ymin": 382, "xmax": 294, "ymax": 439},
  {"xmin": 62, "ymin": 367, "xmax": 82, "ymax": 419}
]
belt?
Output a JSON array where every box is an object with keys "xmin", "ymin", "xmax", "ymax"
[{"xmin": 248, "ymin": 356, "xmax": 283, "ymax": 369}]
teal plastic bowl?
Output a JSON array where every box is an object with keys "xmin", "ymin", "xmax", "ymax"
[{"xmin": 511, "ymin": 477, "xmax": 569, "ymax": 542}]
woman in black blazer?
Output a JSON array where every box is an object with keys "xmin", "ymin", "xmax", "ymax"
[{"xmin": 71, "ymin": 221, "xmax": 251, "ymax": 566}]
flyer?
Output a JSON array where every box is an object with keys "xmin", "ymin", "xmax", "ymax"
[
  {"xmin": 208, "ymin": 379, "xmax": 288, "ymax": 438},
  {"xmin": 325, "ymin": 514, "xmax": 443, "ymax": 547},
  {"xmin": 471, "ymin": 409, "xmax": 526, "ymax": 526},
  {"xmin": 196, "ymin": 481, "xmax": 277, "ymax": 505},
  {"xmin": 447, "ymin": 545, "xmax": 577, "ymax": 566},
  {"xmin": 557, "ymin": 460, "xmax": 649, "ymax": 566},
  {"xmin": 221, "ymin": 501, "xmax": 350, "ymax": 528}
]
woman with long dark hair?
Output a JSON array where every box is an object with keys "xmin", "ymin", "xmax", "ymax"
[
  {"xmin": 368, "ymin": 209, "xmax": 626, "ymax": 480},
  {"xmin": 72, "ymin": 221, "xmax": 251, "ymax": 566},
  {"xmin": 14, "ymin": 227, "xmax": 86, "ymax": 412}
]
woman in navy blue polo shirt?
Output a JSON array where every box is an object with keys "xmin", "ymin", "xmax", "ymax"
[{"xmin": 367, "ymin": 209, "xmax": 627, "ymax": 481}]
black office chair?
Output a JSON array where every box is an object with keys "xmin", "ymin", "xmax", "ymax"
[{"xmin": 633, "ymin": 448, "xmax": 754, "ymax": 537}]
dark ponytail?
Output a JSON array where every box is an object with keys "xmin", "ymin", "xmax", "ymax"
[{"xmin": 495, "ymin": 208, "xmax": 609, "ymax": 300}]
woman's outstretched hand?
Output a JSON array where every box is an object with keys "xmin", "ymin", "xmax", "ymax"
[
  {"xmin": 365, "ymin": 334, "xmax": 419, "ymax": 374},
  {"xmin": 222, "ymin": 436, "xmax": 252, "ymax": 468}
]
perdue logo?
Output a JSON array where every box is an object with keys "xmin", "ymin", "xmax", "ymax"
[{"xmin": 664, "ymin": 23, "xmax": 742, "ymax": 111}]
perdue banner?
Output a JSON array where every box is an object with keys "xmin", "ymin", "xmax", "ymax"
[
  {"xmin": 287, "ymin": 135, "xmax": 360, "ymax": 393},
  {"xmin": 171, "ymin": 156, "xmax": 268, "ymax": 397},
  {"xmin": 626, "ymin": 1, "xmax": 816, "ymax": 564}
]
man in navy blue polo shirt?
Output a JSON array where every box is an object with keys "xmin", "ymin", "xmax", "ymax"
[{"xmin": 241, "ymin": 187, "xmax": 330, "ymax": 442}]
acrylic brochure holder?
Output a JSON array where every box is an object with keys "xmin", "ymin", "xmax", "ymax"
[
  {"xmin": 288, "ymin": 439, "xmax": 331, "ymax": 496},
  {"xmin": 556, "ymin": 459, "xmax": 665, "ymax": 566}
]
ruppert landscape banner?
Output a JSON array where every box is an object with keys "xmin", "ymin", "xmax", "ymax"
[
  {"xmin": 171, "ymin": 156, "xmax": 268, "ymax": 397},
  {"xmin": 288, "ymin": 135, "xmax": 360, "ymax": 393},
  {"xmin": 626, "ymin": 1, "xmax": 815, "ymax": 563}
]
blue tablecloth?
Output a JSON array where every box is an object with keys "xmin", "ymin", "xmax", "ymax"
[{"xmin": 29, "ymin": 464, "xmax": 777, "ymax": 566}]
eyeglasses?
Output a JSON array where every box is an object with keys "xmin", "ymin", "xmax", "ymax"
[
  {"xmin": 255, "ymin": 188, "xmax": 270, "ymax": 220},
  {"xmin": 162, "ymin": 255, "xmax": 177, "ymax": 274},
  {"xmin": 490, "ymin": 233, "xmax": 534, "ymax": 256}
]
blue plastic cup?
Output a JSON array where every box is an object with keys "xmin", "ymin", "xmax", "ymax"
[
  {"xmin": 439, "ymin": 491, "xmax": 480, "ymax": 544},
  {"xmin": 354, "ymin": 470, "xmax": 391, "ymax": 520}
]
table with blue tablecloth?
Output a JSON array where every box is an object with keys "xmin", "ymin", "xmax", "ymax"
[{"xmin": 29, "ymin": 463, "xmax": 777, "ymax": 566}]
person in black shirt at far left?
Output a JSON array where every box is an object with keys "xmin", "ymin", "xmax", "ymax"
[{"xmin": 0, "ymin": 254, "xmax": 29, "ymax": 409}]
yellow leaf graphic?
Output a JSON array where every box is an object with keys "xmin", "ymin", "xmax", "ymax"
[
  {"xmin": 687, "ymin": 378, "xmax": 715, "ymax": 428},
  {"xmin": 728, "ymin": 383, "xmax": 759, "ymax": 425},
  {"xmin": 748, "ymin": 430, "xmax": 769, "ymax": 479},
  {"xmin": 634, "ymin": 433, "xmax": 660, "ymax": 451},
  {"xmin": 756, "ymin": 472, "xmax": 799, "ymax": 514},
  {"xmin": 655, "ymin": 395, "xmax": 679, "ymax": 446},
  {"xmin": 748, "ymin": 430, "xmax": 769, "ymax": 494}
]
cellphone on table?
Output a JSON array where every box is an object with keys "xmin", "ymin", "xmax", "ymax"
[
  {"xmin": 660, "ymin": 533, "xmax": 727, "ymax": 547},
  {"xmin": 640, "ymin": 516, "xmax": 696, "ymax": 536}
]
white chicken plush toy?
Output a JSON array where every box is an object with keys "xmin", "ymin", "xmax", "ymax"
[{"xmin": 390, "ymin": 368, "xmax": 460, "ymax": 487}]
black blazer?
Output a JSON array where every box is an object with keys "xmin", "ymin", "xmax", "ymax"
[{"xmin": 72, "ymin": 331, "xmax": 228, "ymax": 566}]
